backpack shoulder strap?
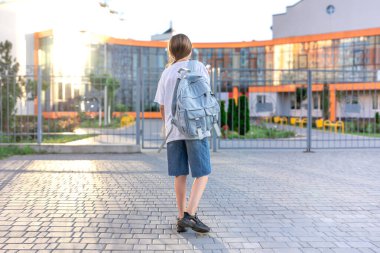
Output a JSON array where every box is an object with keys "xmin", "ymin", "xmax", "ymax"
[
  {"xmin": 187, "ymin": 60, "xmax": 196, "ymax": 72},
  {"xmin": 171, "ymin": 77, "xmax": 181, "ymax": 117},
  {"xmin": 158, "ymin": 67, "xmax": 190, "ymax": 153},
  {"xmin": 158, "ymin": 124, "xmax": 174, "ymax": 153},
  {"xmin": 171, "ymin": 67, "xmax": 190, "ymax": 116}
]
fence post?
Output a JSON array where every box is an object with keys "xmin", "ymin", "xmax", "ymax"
[
  {"xmin": 212, "ymin": 67, "xmax": 217, "ymax": 152},
  {"xmin": 136, "ymin": 67, "xmax": 141, "ymax": 146},
  {"xmin": 306, "ymin": 70, "xmax": 312, "ymax": 152},
  {"xmin": 37, "ymin": 67, "xmax": 42, "ymax": 145}
]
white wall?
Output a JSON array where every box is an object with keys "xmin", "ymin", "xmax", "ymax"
[
  {"xmin": 337, "ymin": 93, "xmax": 380, "ymax": 119},
  {"xmin": 273, "ymin": 0, "xmax": 380, "ymax": 38},
  {"xmin": 249, "ymin": 92, "xmax": 278, "ymax": 117},
  {"xmin": 0, "ymin": 0, "xmax": 129, "ymax": 71},
  {"xmin": 0, "ymin": 8, "xmax": 26, "ymax": 72}
]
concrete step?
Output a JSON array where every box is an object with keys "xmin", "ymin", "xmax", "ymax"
[{"xmin": 1, "ymin": 144, "xmax": 141, "ymax": 154}]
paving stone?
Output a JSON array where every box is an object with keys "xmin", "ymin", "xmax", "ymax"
[{"xmin": 0, "ymin": 150, "xmax": 379, "ymax": 252}]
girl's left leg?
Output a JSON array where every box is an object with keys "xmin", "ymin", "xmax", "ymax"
[{"xmin": 186, "ymin": 175, "xmax": 208, "ymax": 215}]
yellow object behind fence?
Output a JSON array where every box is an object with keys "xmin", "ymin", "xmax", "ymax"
[
  {"xmin": 335, "ymin": 121, "xmax": 345, "ymax": 133},
  {"xmin": 323, "ymin": 120, "xmax": 344, "ymax": 133},
  {"xmin": 315, "ymin": 118, "xmax": 324, "ymax": 129},
  {"xmin": 120, "ymin": 115, "xmax": 135, "ymax": 127},
  {"xmin": 274, "ymin": 116, "xmax": 287, "ymax": 125},
  {"xmin": 295, "ymin": 118, "xmax": 307, "ymax": 128}
]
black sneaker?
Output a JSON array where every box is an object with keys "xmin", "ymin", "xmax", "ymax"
[
  {"xmin": 178, "ymin": 212, "xmax": 210, "ymax": 233},
  {"xmin": 176, "ymin": 217, "xmax": 187, "ymax": 233}
]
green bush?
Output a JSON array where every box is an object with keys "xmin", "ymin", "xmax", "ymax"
[
  {"xmin": 14, "ymin": 115, "xmax": 38, "ymax": 133},
  {"xmin": 237, "ymin": 95, "xmax": 250, "ymax": 135},
  {"xmin": 376, "ymin": 112, "xmax": 380, "ymax": 125},
  {"xmin": 44, "ymin": 117, "xmax": 80, "ymax": 132},
  {"xmin": 346, "ymin": 121, "xmax": 356, "ymax": 133},
  {"xmin": 322, "ymin": 84, "xmax": 330, "ymax": 120},
  {"xmin": 78, "ymin": 112, "xmax": 89, "ymax": 121},
  {"xmin": 227, "ymin": 98, "xmax": 238, "ymax": 131},
  {"xmin": 220, "ymin": 100, "xmax": 227, "ymax": 127},
  {"xmin": 366, "ymin": 123, "xmax": 374, "ymax": 133},
  {"xmin": 115, "ymin": 103, "xmax": 128, "ymax": 112}
]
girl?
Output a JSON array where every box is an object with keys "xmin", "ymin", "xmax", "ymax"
[{"xmin": 154, "ymin": 34, "xmax": 212, "ymax": 233}]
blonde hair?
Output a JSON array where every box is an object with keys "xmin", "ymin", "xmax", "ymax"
[{"xmin": 167, "ymin": 34, "xmax": 192, "ymax": 67}]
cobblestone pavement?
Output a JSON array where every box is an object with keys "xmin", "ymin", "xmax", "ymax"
[{"xmin": 0, "ymin": 149, "xmax": 380, "ymax": 253}]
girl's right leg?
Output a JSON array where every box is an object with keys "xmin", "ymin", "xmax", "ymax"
[
  {"xmin": 174, "ymin": 175, "xmax": 187, "ymax": 219},
  {"xmin": 167, "ymin": 140, "xmax": 189, "ymax": 219}
]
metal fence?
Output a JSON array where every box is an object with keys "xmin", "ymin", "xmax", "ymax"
[
  {"xmin": 1, "ymin": 66, "xmax": 380, "ymax": 150},
  {"xmin": 214, "ymin": 68, "xmax": 380, "ymax": 149},
  {"xmin": 0, "ymin": 67, "xmax": 138, "ymax": 145},
  {"xmin": 140, "ymin": 67, "xmax": 380, "ymax": 150}
]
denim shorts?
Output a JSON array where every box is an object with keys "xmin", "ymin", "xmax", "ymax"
[{"xmin": 166, "ymin": 138, "xmax": 212, "ymax": 178}]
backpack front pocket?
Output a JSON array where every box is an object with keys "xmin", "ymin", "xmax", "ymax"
[{"xmin": 186, "ymin": 109, "xmax": 206, "ymax": 136}]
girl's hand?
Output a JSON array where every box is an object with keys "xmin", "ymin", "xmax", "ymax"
[{"xmin": 161, "ymin": 124, "xmax": 166, "ymax": 138}]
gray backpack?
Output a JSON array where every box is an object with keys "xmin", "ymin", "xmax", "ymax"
[{"xmin": 158, "ymin": 60, "xmax": 221, "ymax": 152}]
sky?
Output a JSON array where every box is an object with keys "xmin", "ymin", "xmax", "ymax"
[
  {"xmin": 107, "ymin": 0, "xmax": 301, "ymax": 42},
  {"xmin": 1, "ymin": 0, "xmax": 301, "ymax": 43}
]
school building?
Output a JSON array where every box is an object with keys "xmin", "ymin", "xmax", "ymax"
[{"xmin": 1, "ymin": 0, "xmax": 380, "ymax": 122}]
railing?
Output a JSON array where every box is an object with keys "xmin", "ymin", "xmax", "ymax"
[{"xmin": 1, "ymin": 66, "xmax": 380, "ymax": 150}]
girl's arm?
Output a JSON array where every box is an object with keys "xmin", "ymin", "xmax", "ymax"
[{"xmin": 160, "ymin": 105, "xmax": 165, "ymax": 121}]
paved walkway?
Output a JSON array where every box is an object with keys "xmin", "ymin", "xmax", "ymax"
[{"xmin": 0, "ymin": 149, "xmax": 380, "ymax": 253}]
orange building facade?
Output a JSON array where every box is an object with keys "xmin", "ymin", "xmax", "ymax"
[{"xmin": 35, "ymin": 28, "xmax": 380, "ymax": 121}]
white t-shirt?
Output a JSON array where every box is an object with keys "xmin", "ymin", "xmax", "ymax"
[{"xmin": 154, "ymin": 60, "xmax": 211, "ymax": 143}]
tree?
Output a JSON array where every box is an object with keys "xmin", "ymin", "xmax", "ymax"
[
  {"xmin": 238, "ymin": 95, "xmax": 250, "ymax": 135},
  {"xmin": 295, "ymin": 87, "xmax": 307, "ymax": 109},
  {"xmin": 321, "ymin": 83, "xmax": 330, "ymax": 120},
  {"xmin": 220, "ymin": 100, "xmax": 227, "ymax": 127},
  {"xmin": 227, "ymin": 98, "xmax": 237, "ymax": 131},
  {"xmin": 88, "ymin": 73, "xmax": 120, "ymax": 124},
  {"xmin": 23, "ymin": 79, "xmax": 49, "ymax": 100},
  {"xmin": 0, "ymin": 40, "xmax": 21, "ymax": 132}
]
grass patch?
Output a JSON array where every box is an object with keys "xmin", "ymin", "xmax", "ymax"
[
  {"xmin": 0, "ymin": 134, "xmax": 98, "ymax": 144},
  {"xmin": 0, "ymin": 146, "xmax": 36, "ymax": 160},
  {"xmin": 80, "ymin": 118, "xmax": 122, "ymax": 128},
  {"xmin": 224, "ymin": 124, "xmax": 296, "ymax": 139},
  {"xmin": 42, "ymin": 134, "xmax": 98, "ymax": 143},
  {"xmin": 345, "ymin": 132, "xmax": 380, "ymax": 138}
]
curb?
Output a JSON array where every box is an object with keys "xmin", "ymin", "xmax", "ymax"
[{"xmin": 0, "ymin": 144, "xmax": 141, "ymax": 154}]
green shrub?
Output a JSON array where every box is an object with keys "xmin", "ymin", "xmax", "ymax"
[
  {"xmin": 44, "ymin": 117, "xmax": 80, "ymax": 132},
  {"xmin": 321, "ymin": 84, "xmax": 330, "ymax": 120},
  {"xmin": 220, "ymin": 100, "xmax": 227, "ymax": 127},
  {"xmin": 14, "ymin": 115, "xmax": 38, "ymax": 133},
  {"xmin": 237, "ymin": 95, "xmax": 250, "ymax": 135},
  {"xmin": 346, "ymin": 121, "xmax": 356, "ymax": 133},
  {"xmin": 376, "ymin": 112, "xmax": 380, "ymax": 125},
  {"xmin": 115, "ymin": 103, "xmax": 128, "ymax": 112},
  {"xmin": 366, "ymin": 123, "xmax": 374, "ymax": 133},
  {"xmin": 227, "ymin": 98, "xmax": 237, "ymax": 131}
]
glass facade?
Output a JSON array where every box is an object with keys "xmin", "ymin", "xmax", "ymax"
[{"xmin": 37, "ymin": 31, "xmax": 380, "ymax": 111}]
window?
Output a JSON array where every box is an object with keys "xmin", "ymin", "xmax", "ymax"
[
  {"xmin": 298, "ymin": 54, "xmax": 308, "ymax": 69},
  {"xmin": 373, "ymin": 93, "xmax": 379, "ymax": 109},
  {"xmin": 58, "ymin": 83, "xmax": 63, "ymax": 100},
  {"xmin": 65, "ymin": 83, "xmax": 71, "ymax": 100},
  {"xmin": 290, "ymin": 94, "xmax": 300, "ymax": 110},
  {"xmin": 346, "ymin": 93, "xmax": 359, "ymax": 104},
  {"xmin": 353, "ymin": 49, "xmax": 365, "ymax": 66},
  {"xmin": 257, "ymin": 95, "xmax": 266, "ymax": 104},
  {"xmin": 313, "ymin": 94, "xmax": 319, "ymax": 109},
  {"xmin": 74, "ymin": 88, "xmax": 80, "ymax": 98}
]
